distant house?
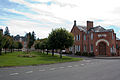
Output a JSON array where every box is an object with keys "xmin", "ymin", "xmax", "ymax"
[
  {"xmin": 13, "ymin": 35, "xmax": 27, "ymax": 50},
  {"xmin": 68, "ymin": 20, "xmax": 120, "ymax": 56}
]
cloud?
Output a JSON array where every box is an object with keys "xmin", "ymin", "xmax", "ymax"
[{"xmin": 1, "ymin": 0, "xmax": 120, "ymax": 39}]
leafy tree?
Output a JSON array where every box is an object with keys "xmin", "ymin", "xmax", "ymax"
[
  {"xmin": 4, "ymin": 26, "xmax": 10, "ymax": 36},
  {"xmin": 48, "ymin": 28, "xmax": 74, "ymax": 58},
  {"xmin": 3, "ymin": 36, "xmax": 11, "ymax": 54},
  {"xmin": 34, "ymin": 38, "xmax": 49, "ymax": 54},
  {"xmin": 34, "ymin": 41, "xmax": 40, "ymax": 51},
  {"xmin": 0, "ymin": 33, "xmax": 3, "ymax": 55},
  {"xmin": 17, "ymin": 42, "xmax": 23, "ymax": 51},
  {"xmin": 9, "ymin": 36, "xmax": 14, "ymax": 53},
  {"xmin": 26, "ymin": 31, "xmax": 36, "ymax": 53}
]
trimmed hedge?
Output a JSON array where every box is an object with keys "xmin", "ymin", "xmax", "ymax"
[{"xmin": 75, "ymin": 52, "xmax": 95, "ymax": 57}]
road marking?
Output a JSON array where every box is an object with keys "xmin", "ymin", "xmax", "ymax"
[
  {"xmin": 26, "ymin": 71, "xmax": 33, "ymax": 73},
  {"xmin": 39, "ymin": 69, "xmax": 45, "ymax": 71},
  {"xmin": 67, "ymin": 66, "xmax": 72, "ymax": 68},
  {"xmin": 81, "ymin": 64, "xmax": 85, "ymax": 66},
  {"xmin": 10, "ymin": 73, "xmax": 19, "ymax": 75},
  {"xmin": 74, "ymin": 65, "xmax": 79, "ymax": 67},
  {"xmin": 59, "ymin": 67, "xmax": 65, "ymax": 69},
  {"xmin": 49, "ymin": 68, "xmax": 56, "ymax": 70}
]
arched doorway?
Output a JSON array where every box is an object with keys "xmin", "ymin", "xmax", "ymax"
[{"xmin": 99, "ymin": 42, "xmax": 106, "ymax": 55}]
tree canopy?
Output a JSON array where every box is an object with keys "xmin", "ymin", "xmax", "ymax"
[{"xmin": 48, "ymin": 28, "xmax": 74, "ymax": 58}]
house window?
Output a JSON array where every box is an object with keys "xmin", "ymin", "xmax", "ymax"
[
  {"xmin": 78, "ymin": 45, "xmax": 80, "ymax": 52},
  {"xmin": 91, "ymin": 44, "xmax": 93, "ymax": 52},
  {"xmin": 76, "ymin": 35, "xmax": 78, "ymax": 40},
  {"xmin": 91, "ymin": 33, "xmax": 93, "ymax": 40},
  {"xmin": 116, "ymin": 44, "xmax": 118, "ymax": 49},
  {"xmin": 84, "ymin": 34, "xmax": 86, "ymax": 40},
  {"xmin": 76, "ymin": 35, "xmax": 80, "ymax": 40},
  {"xmin": 74, "ymin": 36, "xmax": 75, "ymax": 40},
  {"xmin": 84, "ymin": 45, "xmax": 86, "ymax": 52},
  {"xmin": 78, "ymin": 35, "xmax": 80, "ymax": 40},
  {"xmin": 112, "ymin": 33, "xmax": 114, "ymax": 40},
  {"xmin": 69, "ymin": 47, "xmax": 72, "ymax": 51}
]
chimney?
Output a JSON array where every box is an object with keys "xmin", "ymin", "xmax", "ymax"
[
  {"xmin": 73, "ymin": 20, "xmax": 76, "ymax": 26},
  {"xmin": 87, "ymin": 21, "xmax": 93, "ymax": 31}
]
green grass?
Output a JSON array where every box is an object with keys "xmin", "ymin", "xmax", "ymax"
[{"xmin": 0, "ymin": 51, "xmax": 82, "ymax": 67}]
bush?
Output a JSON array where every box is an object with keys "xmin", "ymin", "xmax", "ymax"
[
  {"xmin": 88, "ymin": 52, "xmax": 95, "ymax": 57},
  {"xmin": 75, "ymin": 52, "xmax": 81, "ymax": 56},
  {"xmin": 62, "ymin": 51, "xmax": 73, "ymax": 55},
  {"xmin": 82, "ymin": 52, "xmax": 88, "ymax": 56},
  {"xmin": 111, "ymin": 52, "xmax": 116, "ymax": 56}
]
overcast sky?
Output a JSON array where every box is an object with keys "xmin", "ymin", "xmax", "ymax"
[{"xmin": 0, "ymin": 0, "xmax": 120, "ymax": 39}]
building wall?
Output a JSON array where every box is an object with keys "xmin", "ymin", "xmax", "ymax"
[
  {"xmin": 116, "ymin": 40, "xmax": 120, "ymax": 56},
  {"xmin": 68, "ymin": 21, "xmax": 119, "ymax": 56}
]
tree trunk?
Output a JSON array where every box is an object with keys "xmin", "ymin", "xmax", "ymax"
[
  {"xmin": 47, "ymin": 50, "xmax": 48, "ymax": 55},
  {"xmin": 60, "ymin": 49, "xmax": 62, "ymax": 59},
  {"xmin": 52, "ymin": 49, "xmax": 54, "ymax": 56},
  {"xmin": 5, "ymin": 48, "xmax": 6, "ymax": 54},
  {"xmin": 0, "ymin": 48, "xmax": 2, "ymax": 55},
  {"xmin": 11, "ymin": 48, "xmax": 12, "ymax": 53},
  {"xmin": 43, "ymin": 49, "xmax": 44, "ymax": 54}
]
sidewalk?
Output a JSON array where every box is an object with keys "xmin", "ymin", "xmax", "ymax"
[
  {"xmin": 94, "ymin": 56, "xmax": 120, "ymax": 59},
  {"xmin": 63, "ymin": 54, "xmax": 120, "ymax": 59}
]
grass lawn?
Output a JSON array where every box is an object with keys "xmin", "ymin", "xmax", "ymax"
[{"xmin": 0, "ymin": 51, "xmax": 82, "ymax": 67}]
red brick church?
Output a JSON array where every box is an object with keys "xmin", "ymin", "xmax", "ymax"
[{"xmin": 68, "ymin": 20, "xmax": 120, "ymax": 56}]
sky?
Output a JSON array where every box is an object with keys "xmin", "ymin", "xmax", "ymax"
[{"xmin": 0, "ymin": 0, "xmax": 120, "ymax": 39}]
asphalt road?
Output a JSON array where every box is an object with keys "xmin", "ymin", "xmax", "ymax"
[{"xmin": 0, "ymin": 58, "xmax": 120, "ymax": 80}]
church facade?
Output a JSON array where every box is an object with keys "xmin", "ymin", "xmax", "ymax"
[{"xmin": 68, "ymin": 20, "xmax": 120, "ymax": 56}]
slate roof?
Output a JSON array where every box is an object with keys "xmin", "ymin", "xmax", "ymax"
[
  {"xmin": 77, "ymin": 25, "xmax": 113, "ymax": 33},
  {"xmin": 116, "ymin": 37, "xmax": 120, "ymax": 40}
]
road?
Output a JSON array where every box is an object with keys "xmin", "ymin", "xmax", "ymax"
[{"xmin": 0, "ymin": 58, "xmax": 120, "ymax": 80}]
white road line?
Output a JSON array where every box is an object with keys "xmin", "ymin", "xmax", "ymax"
[
  {"xmin": 81, "ymin": 64, "xmax": 85, "ymax": 66},
  {"xmin": 67, "ymin": 66, "xmax": 72, "ymax": 68},
  {"xmin": 49, "ymin": 68, "xmax": 56, "ymax": 70},
  {"xmin": 74, "ymin": 65, "xmax": 79, "ymax": 67},
  {"xmin": 59, "ymin": 67, "xmax": 65, "ymax": 69},
  {"xmin": 39, "ymin": 69, "xmax": 45, "ymax": 71},
  {"xmin": 10, "ymin": 73, "xmax": 19, "ymax": 75},
  {"xmin": 26, "ymin": 71, "xmax": 33, "ymax": 73}
]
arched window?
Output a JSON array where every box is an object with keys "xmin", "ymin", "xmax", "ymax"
[
  {"xmin": 91, "ymin": 44, "xmax": 93, "ymax": 52},
  {"xmin": 112, "ymin": 33, "xmax": 114, "ymax": 40},
  {"xmin": 91, "ymin": 33, "xmax": 93, "ymax": 40},
  {"xmin": 84, "ymin": 34, "xmax": 86, "ymax": 40}
]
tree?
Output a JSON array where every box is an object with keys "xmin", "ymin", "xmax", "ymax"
[
  {"xmin": 26, "ymin": 31, "xmax": 36, "ymax": 53},
  {"xmin": 17, "ymin": 42, "xmax": 23, "ymax": 51},
  {"xmin": 9, "ymin": 36, "xmax": 14, "ymax": 53},
  {"xmin": 3, "ymin": 36, "xmax": 11, "ymax": 54},
  {"xmin": 34, "ymin": 41, "xmax": 40, "ymax": 52},
  {"xmin": 4, "ymin": 27, "xmax": 10, "ymax": 36},
  {"xmin": 34, "ymin": 38, "xmax": 49, "ymax": 54},
  {"xmin": 0, "ymin": 33, "xmax": 3, "ymax": 55},
  {"xmin": 48, "ymin": 28, "xmax": 74, "ymax": 58}
]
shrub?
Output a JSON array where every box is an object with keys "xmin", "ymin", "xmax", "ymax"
[
  {"xmin": 88, "ymin": 52, "xmax": 95, "ymax": 57},
  {"xmin": 111, "ymin": 52, "xmax": 116, "ymax": 56},
  {"xmin": 62, "ymin": 51, "xmax": 73, "ymax": 55},
  {"xmin": 75, "ymin": 52, "xmax": 81, "ymax": 56},
  {"xmin": 82, "ymin": 52, "xmax": 88, "ymax": 56}
]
